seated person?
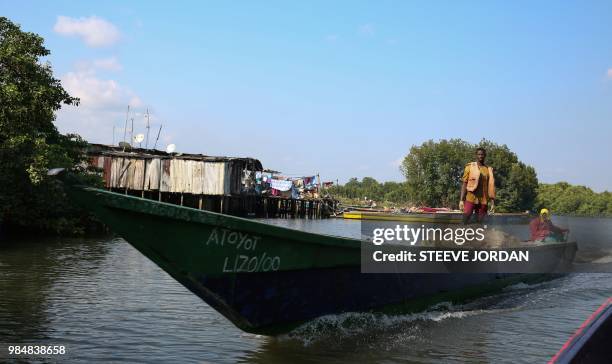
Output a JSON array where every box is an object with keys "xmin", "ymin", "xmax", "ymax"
[{"xmin": 529, "ymin": 208, "xmax": 569, "ymax": 242}]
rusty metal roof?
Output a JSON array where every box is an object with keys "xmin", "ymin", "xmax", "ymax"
[{"xmin": 87, "ymin": 143, "xmax": 263, "ymax": 170}]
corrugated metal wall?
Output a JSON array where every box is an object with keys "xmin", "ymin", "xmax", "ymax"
[{"xmin": 94, "ymin": 156, "xmax": 245, "ymax": 196}]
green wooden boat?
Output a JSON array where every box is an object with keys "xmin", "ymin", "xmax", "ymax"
[{"xmin": 64, "ymin": 183, "xmax": 575, "ymax": 335}]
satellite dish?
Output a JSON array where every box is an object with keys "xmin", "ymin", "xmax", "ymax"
[
  {"xmin": 134, "ymin": 133, "xmax": 145, "ymax": 143},
  {"xmin": 166, "ymin": 144, "xmax": 176, "ymax": 153}
]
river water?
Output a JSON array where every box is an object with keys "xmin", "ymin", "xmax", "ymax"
[{"xmin": 1, "ymin": 217, "xmax": 611, "ymax": 363}]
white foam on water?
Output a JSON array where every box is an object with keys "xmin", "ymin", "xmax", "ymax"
[
  {"xmin": 591, "ymin": 253, "xmax": 612, "ymax": 264},
  {"xmin": 503, "ymin": 280, "xmax": 549, "ymax": 291},
  {"xmin": 274, "ymin": 274, "xmax": 589, "ymax": 347},
  {"xmin": 279, "ymin": 303, "xmax": 499, "ymax": 346},
  {"xmin": 278, "ymin": 280, "xmax": 559, "ymax": 347}
]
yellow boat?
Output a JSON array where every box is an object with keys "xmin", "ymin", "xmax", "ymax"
[{"xmin": 342, "ymin": 210, "xmax": 531, "ymax": 224}]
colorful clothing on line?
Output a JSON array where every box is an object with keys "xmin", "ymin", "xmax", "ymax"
[{"xmin": 270, "ymin": 179, "xmax": 293, "ymax": 191}]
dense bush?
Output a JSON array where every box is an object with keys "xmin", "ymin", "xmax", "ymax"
[{"xmin": 0, "ymin": 17, "xmax": 100, "ymax": 235}]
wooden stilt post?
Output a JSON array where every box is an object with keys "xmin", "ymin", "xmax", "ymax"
[
  {"xmin": 158, "ymin": 159, "xmax": 163, "ymax": 201},
  {"xmin": 141, "ymin": 157, "xmax": 146, "ymax": 198}
]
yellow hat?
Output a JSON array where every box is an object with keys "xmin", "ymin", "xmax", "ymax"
[{"xmin": 540, "ymin": 208, "xmax": 549, "ymax": 215}]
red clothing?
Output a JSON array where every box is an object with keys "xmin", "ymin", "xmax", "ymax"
[
  {"xmin": 463, "ymin": 201, "xmax": 487, "ymax": 220},
  {"xmin": 529, "ymin": 217, "xmax": 565, "ymax": 241}
]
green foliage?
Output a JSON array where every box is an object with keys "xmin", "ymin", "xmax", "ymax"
[
  {"xmin": 535, "ymin": 183, "xmax": 612, "ymax": 216},
  {"xmin": 333, "ymin": 140, "xmax": 609, "ymax": 216},
  {"xmin": 399, "ymin": 138, "xmax": 539, "ymax": 211},
  {"xmin": 0, "ymin": 17, "xmax": 99, "ymax": 234},
  {"xmin": 328, "ymin": 177, "xmax": 412, "ymax": 204},
  {"xmin": 400, "ymin": 139, "xmax": 472, "ymax": 208},
  {"xmin": 332, "ymin": 139, "xmax": 542, "ymax": 211},
  {"xmin": 496, "ymin": 162, "xmax": 538, "ymax": 212}
]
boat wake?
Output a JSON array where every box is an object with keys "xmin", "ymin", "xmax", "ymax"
[
  {"xmin": 570, "ymin": 249, "xmax": 612, "ymax": 272},
  {"xmin": 280, "ymin": 301, "xmax": 510, "ymax": 346},
  {"xmin": 590, "ymin": 251, "xmax": 612, "ymax": 264},
  {"xmin": 503, "ymin": 280, "xmax": 550, "ymax": 291},
  {"xmin": 279, "ymin": 279, "xmax": 565, "ymax": 347}
]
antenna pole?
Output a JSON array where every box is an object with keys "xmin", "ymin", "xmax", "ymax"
[
  {"xmin": 122, "ymin": 105, "xmax": 130, "ymax": 151},
  {"xmin": 130, "ymin": 117, "xmax": 134, "ymax": 147},
  {"xmin": 145, "ymin": 108, "xmax": 151, "ymax": 150},
  {"xmin": 112, "ymin": 125, "xmax": 115, "ymax": 145},
  {"xmin": 153, "ymin": 124, "xmax": 163, "ymax": 150}
]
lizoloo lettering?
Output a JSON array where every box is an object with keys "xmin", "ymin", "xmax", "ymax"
[
  {"xmin": 222, "ymin": 253, "xmax": 281, "ymax": 273},
  {"xmin": 205, "ymin": 228, "xmax": 281, "ymax": 273}
]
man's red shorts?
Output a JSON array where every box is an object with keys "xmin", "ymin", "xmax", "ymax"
[{"xmin": 463, "ymin": 200, "xmax": 487, "ymax": 220}]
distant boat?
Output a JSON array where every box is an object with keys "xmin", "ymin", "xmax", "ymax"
[
  {"xmin": 343, "ymin": 210, "xmax": 531, "ymax": 224},
  {"xmin": 65, "ymin": 184, "xmax": 575, "ymax": 335}
]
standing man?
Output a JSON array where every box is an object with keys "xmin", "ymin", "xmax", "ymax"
[{"xmin": 459, "ymin": 147, "xmax": 495, "ymax": 224}]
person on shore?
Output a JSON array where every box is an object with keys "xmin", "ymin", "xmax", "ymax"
[
  {"xmin": 529, "ymin": 208, "xmax": 569, "ymax": 242},
  {"xmin": 459, "ymin": 147, "xmax": 496, "ymax": 224}
]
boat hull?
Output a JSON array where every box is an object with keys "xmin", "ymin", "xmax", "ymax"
[
  {"xmin": 190, "ymin": 268, "xmax": 554, "ymax": 334},
  {"xmin": 66, "ymin": 186, "xmax": 562, "ymax": 335}
]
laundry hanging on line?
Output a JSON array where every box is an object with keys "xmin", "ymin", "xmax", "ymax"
[{"xmin": 270, "ymin": 179, "xmax": 293, "ymax": 191}]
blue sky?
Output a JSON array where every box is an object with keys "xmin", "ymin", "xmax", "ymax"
[{"xmin": 3, "ymin": 1, "xmax": 612, "ymax": 191}]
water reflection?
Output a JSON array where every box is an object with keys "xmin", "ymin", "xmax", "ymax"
[{"xmin": 0, "ymin": 236, "xmax": 112, "ymax": 343}]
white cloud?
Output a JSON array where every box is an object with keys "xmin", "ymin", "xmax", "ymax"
[
  {"xmin": 55, "ymin": 64, "xmax": 143, "ymax": 143},
  {"xmin": 54, "ymin": 15, "xmax": 120, "ymax": 47},
  {"xmin": 607, "ymin": 68, "xmax": 612, "ymax": 80},
  {"xmin": 61, "ymin": 69, "xmax": 140, "ymax": 110}
]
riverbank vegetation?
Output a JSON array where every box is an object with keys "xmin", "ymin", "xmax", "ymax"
[
  {"xmin": 0, "ymin": 17, "xmax": 100, "ymax": 235},
  {"xmin": 329, "ymin": 139, "xmax": 611, "ymax": 217},
  {"xmin": 535, "ymin": 182, "xmax": 612, "ymax": 217},
  {"xmin": 330, "ymin": 178, "xmax": 612, "ymax": 216}
]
